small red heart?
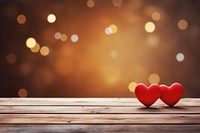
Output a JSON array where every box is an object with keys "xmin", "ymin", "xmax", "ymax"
[
  {"xmin": 135, "ymin": 83, "xmax": 161, "ymax": 107},
  {"xmin": 160, "ymin": 83, "xmax": 184, "ymax": 107}
]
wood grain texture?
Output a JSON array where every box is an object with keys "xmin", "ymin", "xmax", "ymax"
[
  {"xmin": 0, "ymin": 98, "xmax": 199, "ymax": 132},
  {"xmin": 0, "ymin": 114, "xmax": 199, "ymax": 124},
  {"xmin": 0, "ymin": 98, "xmax": 150, "ymax": 106},
  {"xmin": 1, "ymin": 125, "xmax": 200, "ymax": 133},
  {"xmin": 0, "ymin": 98, "xmax": 200, "ymax": 106},
  {"xmin": 0, "ymin": 105, "xmax": 199, "ymax": 114},
  {"xmin": 0, "ymin": 98, "xmax": 199, "ymax": 106}
]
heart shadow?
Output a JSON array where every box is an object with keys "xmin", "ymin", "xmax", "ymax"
[
  {"xmin": 137, "ymin": 107, "xmax": 160, "ymax": 110},
  {"xmin": 162, "ymin": 106, "xmax": 185, "ymax": 110},
  {"xmin": 137, "ymin": 106, "xmax": 186, "ymax": 113}
]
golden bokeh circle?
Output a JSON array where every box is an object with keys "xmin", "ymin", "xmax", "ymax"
[{"xmin": 148, "ymin": 73, "xmax": 160, "ymax": 84}]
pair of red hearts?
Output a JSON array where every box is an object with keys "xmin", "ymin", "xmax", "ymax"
[{"xmin": 135, "ymin": 83, "xmax": 184, "ymax": 107}]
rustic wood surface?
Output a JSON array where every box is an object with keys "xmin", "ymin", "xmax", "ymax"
[{"xmin": 0, "ymin": 98, "xmax": 199, "ymax": 132}]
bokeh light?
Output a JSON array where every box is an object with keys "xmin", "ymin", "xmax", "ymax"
[
  {"xmin": 26, "ymin": 37, "xmax": 36, "ymax": 48},
  {"xmin": 1, "ymin": 1, "xmax": 200, "ymax": 97},
  {"xmin": 60, "ymin": 34, "xmax": 68, "ymax": 41},
  {"xmin": 30, "ymin": 43, "xmax": 40, "ymax": 53},
  {"xmin": 112, "ymin": 0, "xmax": 123, "ymax": 7},
  {"xmin": 87, "ymin": 0, "xmax": 95, "ymax": 8},
  {"xmin": 110, "ymin": 24, "xmax": 118, "ymax": 34},
  {"xmin": 176, "ymin": 53, "xmax": 185, "ymax": 62},
  {"xmin": 148, "ymin": 73, "xmax": 160, "ymax": 84},
  {"xmin": 17, "ymin": 14, "xmax": 26, "ymax": 24},
  {"xmin": 18, "ymin": 88, "xmax": 28, "ymax": 97},
  {"xmin": 105, "ymin": 24, "xmax": 118, "ymax": 35},
  {"xmin": 151, "ymin": 12, "xmax": 160, "ymax": 21},
  {"xmin": 145, "ymin": 22, "xmax": 155, "ymax": 33},
  {"xmin": 105, "ymin": 27, "xmax": 112, "ymax": 35},
  {"xmin": 40, "ymin": 46, "xmax": 50, "ymax": 56},
  {"xmin": 128, "ymin": 82, "xmax": 137, "ymax": 92},
  {"xmin": 178, "ymin": 19, "xmax": 188, "ymax": 30},
  {"xmin": 47, "ymin": 14, "xmax": 56, "ymax": 23},
  {"xmin": 6, "ymin": 53, "xmax": 16, "ymax": 64},
  {"xmin": 71, "ymin": 34, "xmax": 79, "ymax": 42},
  {"xmin": 54, "ymin": 32, "xmax": 61, "ymax": 40}
]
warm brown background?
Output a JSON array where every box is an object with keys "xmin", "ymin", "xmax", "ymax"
[{"xmin": 0, "ymin": 0, "xmax": 200, "ymax": 97}]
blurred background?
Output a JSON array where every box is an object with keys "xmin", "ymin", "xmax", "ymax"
[{"xmin": 0, "ymin": 0, "xmax": 200, "ymax": 97}]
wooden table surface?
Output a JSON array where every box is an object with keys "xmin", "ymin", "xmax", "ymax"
[{"xmin": 0, "ymin": 98, "xmax": 200, "ymax": 132}]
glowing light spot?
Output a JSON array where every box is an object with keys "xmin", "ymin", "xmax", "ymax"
[
  {"xmin": 26, "ymin": 37, "xmax": 36, "ymax": 48},
  {"xmin": 40, "ymin": 46, "xmax": 49, "ymax": 56},
  {"xmin": 128, "ymin": 82, "xmax": 137, "ymax": 92},
  {"xmin": 87, "ymin": 0, "xmax": 95, "ymax": 8},
  {"xmin": 105, "ymin": 27, "xmax": 112, "ymax": 35},
  {"xmin": 60, "ymin": 34, "xmax": 68, "ymax": 41},
  {"xmin": 178, "ymin": 19, "xmax": 188, "ymax": 30},
  {"xmin": 145, "ymin": 22, "xmax": 155, "ymax": 33},
  {"xmin": 18, "ymin": 88, "xmax": 28, "ymax": 97},
  {"xmin": 30, "ymin": 43, "xmax": 40, "ymax": 53},
  {"xmin": 71, "ymin": 34, "xmax": 79, "ymax": 42},
  {"xmin": 152, "ymin": 12, "xmax": 160, "ymax": 21},
  {"xmin": 148, "ymin": 73, "xmax": 160, "ymax": 84},
  {"xmin": 176, "ymin": 53, "xmax": 184, "ymax": 62},
  {"xmin": 105, "ymin": 24, "xmax": 118, "ymax": 35},
  {"xmin": 17, "ymin": 14, "xmax": 26, "ymax": 24},
  {"xmin": 112, "ymin": 0, "xmax": 123, "ymax": 7},
  {"xmin": 110, "ymin": 50, "xmax": 118, "ymax": 58},
  {"xmin": 47, "ymin": 14, "xmax": 56, "ymax": 23},
  {"xmin": 54, "ymin": 32, "xmax": 61, "ymax": 40},
  {"xmin": 6, "ymin": 53, "xmax": 16, "ymax": 64},
  {"xmin": 110, "ymin": 24, "xmax": 118, "ymax": 34}
]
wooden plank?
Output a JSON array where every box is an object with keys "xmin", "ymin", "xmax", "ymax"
[
  {"xmin": 0, "ymin": 98, "xmax": 144, "ymax": 106},
  {"xmin": 1, "ymin": 125, "xmax": 200, "ymax": 133},
  {"xmin": 0, "ymin": 114, "xmax": 199, "ymax": 124},
  {"xmin": 0, "ymin": 105, "xmax": 199, "ymax": 114},
  {"xmin": 0, "ymin": 98, "xmax": 199, "ymax": 106}
]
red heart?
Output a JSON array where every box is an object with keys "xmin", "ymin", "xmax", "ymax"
[
  {"xmin": 135, "ymin": 83, "xmax": 161, "ymax": 107},
  {"xmin": 160, "ymin": 83, "xmax": 184, "ymax": 107}
]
